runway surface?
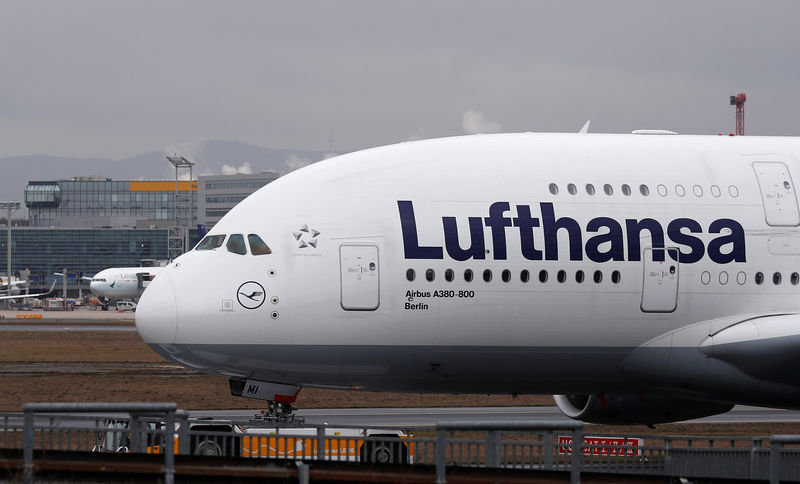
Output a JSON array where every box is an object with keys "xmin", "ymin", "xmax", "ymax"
[{"xmin": 192, "ymin": 405, "xmax": 800, "ymax": 428}]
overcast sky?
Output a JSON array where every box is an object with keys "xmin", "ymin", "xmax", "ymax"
[{"xmin": 1, "ymin": 1, "xmax": 798, "ymax": 160}]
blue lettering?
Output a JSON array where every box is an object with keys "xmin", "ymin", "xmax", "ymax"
[
  {"xmin": 708, "ymin": 219, "xmax": 746, "ymax": 263},
  {"xmin": 626, "ymin": 219, "xmax": 665, "ymax": 261},
  {"xmin": 484, "ymin": 202, "xmax": 513, "ymax": 260},
  {"xmin": 512, "ymin": 205, "xmax": 543, "ymax": 260},
  {"xmin": 443, "ymin": 216, "xmax": 486, "ymax": 261},
  {"xmin": 668, "ymin": 218, "xmax": 705, "ymax": 263},
  {"xmin": 586, "ymin": 217, "xmax": 624, "ymax": 262},
  {"xmin": 542, "ymin": 202, "xmax": 583, "ymax": 261},
  {"xmin": 398, "ymin": 201, "xmax": 443, "ymax": 259},
  {"xmin": 397, "ymin": 200, "xmax": 747, "ymax": 265}
]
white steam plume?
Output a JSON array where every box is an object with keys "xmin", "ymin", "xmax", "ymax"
[{"xmin": 462, "ymin": 110, "xmax": 502, "ymax": 134}]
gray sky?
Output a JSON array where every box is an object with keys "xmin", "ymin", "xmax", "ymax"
[{"xmin": 1, "ymin": 1, "xmax": 799, "ymax": 159}]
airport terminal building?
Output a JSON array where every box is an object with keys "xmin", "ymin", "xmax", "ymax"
[{"xmin": 1, "ymin": 172, "xmax": 278, "ymax": 292}]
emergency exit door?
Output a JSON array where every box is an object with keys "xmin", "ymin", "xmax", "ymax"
[
  {"xmin": 753, "ymin": 162, "xmax": 800, "ymax": 226},
  {"xmin": 339, "ymin": 244, "xmax": 380, "ymax": 311},
  {"xmin": 641, "ymin": 247, "xmax": 679, "ymax": 313}
]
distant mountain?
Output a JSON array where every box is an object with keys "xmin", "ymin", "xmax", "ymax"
[{"xmin": 0, "ymin": 140, "xmax": 334, "ymax": 205}]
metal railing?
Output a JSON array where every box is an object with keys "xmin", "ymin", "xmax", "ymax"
[{"xmin": 4, "ymin": 403, "xmax": 800, "ymax": 483}]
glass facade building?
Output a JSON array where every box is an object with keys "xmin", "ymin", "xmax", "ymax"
[
  {"xmin": 10, "ymin": 173, "xmax": 268, "ymax": 295},
  {"xmin": 198, "ymin": 172, "xmax": 279, "ymax": 228},
  {"xmin": 0, "ymin": 228, "xmax": 168, "ymax": 289},
  {"xmin": 26, "ymin": 178, "xmax": 197, "ymax": 228}
]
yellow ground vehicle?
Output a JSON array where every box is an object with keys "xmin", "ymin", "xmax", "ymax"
[
  {"xmin": 136, "ymin": 420, "xmax": 411, "ymax": 464},
  {"xmin": 240, "ymin": 426, "xmax": 412, "ymax": 463}
]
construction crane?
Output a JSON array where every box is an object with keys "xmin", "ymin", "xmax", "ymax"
[{"xmin": 729, "ymin": 92, "xmax": 746, "ymax": 136}]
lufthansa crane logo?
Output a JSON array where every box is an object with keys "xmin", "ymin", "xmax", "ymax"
[
  {"xmin": 237, "ymin": 281, "xmax": 266, "ymax": 310},
  {"xmin": 292, "ymin": 224, "xmax": 321, "ymax": 249}
]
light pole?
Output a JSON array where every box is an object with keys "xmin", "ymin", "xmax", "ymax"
[
  {"xmin": 166, "ymin": 156, "xmax": 195, "ymax": 259},
  {"xmin": 0, "ymin": 202, "xmax": 20, "ymax": 303}
]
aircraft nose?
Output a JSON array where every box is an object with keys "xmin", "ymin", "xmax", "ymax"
[{"xmin": 135, "ymin": 269, "xmax": 177, "ymax": 344}]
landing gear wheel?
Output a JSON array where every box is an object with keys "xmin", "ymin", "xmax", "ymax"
[{"xmin": 251, "ymin": 400, "xmax": 304, "ymax": 424}]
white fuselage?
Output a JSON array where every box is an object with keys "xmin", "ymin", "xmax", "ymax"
[
  {"xmin": 135, "ymin": 133, "xmax": 800, "ymax": 407},
  {"xmin": 90, "ymin": 267, "xmax": 162, "ymax": 300}
]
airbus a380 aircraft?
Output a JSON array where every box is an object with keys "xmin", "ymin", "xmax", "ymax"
[{"xmin": 137, "ymin": 132, "xmax": 800, "ymax": 425}]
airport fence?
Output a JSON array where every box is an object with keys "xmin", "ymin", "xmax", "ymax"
[{"xmin": 2, "ymin": 402, "xmax": 800, "ymax": 483}]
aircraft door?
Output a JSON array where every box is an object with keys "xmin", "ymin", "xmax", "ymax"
[
  {"xmin": 752, "ymin": 162, "xmax": 800, "ymax": 226},
  {"xmin": 339, "ymin": 243, "xmax": 380, "ymax": 311},
  {"xmin": 641, "ymin": 247, "xmax": 679, "ymax": 313}
]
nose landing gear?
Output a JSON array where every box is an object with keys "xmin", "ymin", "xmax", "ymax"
[
  {"xmin": 251, "ymin": 401, "xmax": 305, "ymax": 424},
  {"xmin": 229, "ymin": 378, "xmax": 304, "ymax": 423}
]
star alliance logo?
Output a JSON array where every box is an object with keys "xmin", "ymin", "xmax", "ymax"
[
  {"xmin": 292, "ymin": 224, "xmax": 321, "ymax": 249},
  {"xmin": 237, "ymin": 281, "xmax": 266, "ymax": 310}
]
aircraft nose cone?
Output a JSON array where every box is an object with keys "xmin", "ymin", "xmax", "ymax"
[{"xmin": 135, "ymin": 270, "xmax": 177, "ymax": 344}]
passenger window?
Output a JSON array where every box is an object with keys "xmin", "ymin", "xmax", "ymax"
[
  {"xmin": 483, "ymin": 269, "xmax": 492, "ymax": 283},
  {"xmin": 464, "ymin": 269, "xmax": 474, "ymax": 282},
  {"xmin": 585, "ymin": 184, "xmax": 595, "ymax": 195},
  {"xmin": 247, "ymin": 234, "xmax": 272, "ymax": 255},
  {"xmin": 549, "ymin": 183, "xmax": 559, "ymax": 195},
  {"xmin": 621, "ymin": 184, "xmax": 631, "ymax": 196},
  {"xmin": 755, "ymin": 272, "xmax": 764, "ymax": 285},
  {"xmin": 445, "ymin": 269, "xmax": 454, "ymax": 282},
  {"xmin": 575, "ymin": 270, "xmax": 585, "ymax": 283},
  {"xmin": 557, "ymin": 270, "xmax": 567, "ymax": 283},
  {"xmin": 773, "ymin": 272, "xmax": 782, "ymax": 285},
  {"xmin": 675, "ymin": 184, "xmax": 686, "ymax": 197},
  {"xmin": 603, "ymin": 184, "xmax": 613, "ymax": 196},
  {"xmin": 611, "ymin": 270, "xmax": 621, "ymax": 284},
  {"xmin": 792, "ymin": 272, "xmax": 799, "ymax": 285},
  {"xmin": 538, "ymin": 270, "xmax": 548, "ymax": 283},
  {"xmin": 657, "ymin": 184, "xmax": 667, "ymax": 197},
  {"xmin": 520, "ymin": 270, "xmax": 530, "ymax": 283},
  {"xmin": 226, "ymin": 234, "xmax": 247, "ymax": 255},
  {"xmin": 406, "ymin": 269, "xmax": 416, "ymax": 282},
  {"xmin": 567, "ymin": 183, "xmax": 577, "ymax": 195},
  {"xmin": 196, "ymin": 234, "xmax": 226, "ymax": 250},
  {"xmin": 426, "ymin": 269, "xmax": 435, "ymax": 282},
  {"xmin": 501, "ymin": 269, "xmax": 511, "ymax": 283},
  {"xmin": 639, "ymin": 184, "xmax": 649, "ymax": 196},
  {"xmin": 593, "ymin": 270, "xmax": 602, "ymax": 283}
]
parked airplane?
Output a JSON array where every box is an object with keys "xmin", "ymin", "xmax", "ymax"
[
  {"xmin": 0, "ymin": 279, "xmax": 59, "ymax": 301},
  {"xmin": 0, "ymin": 276, "xmax": 29, "ymax": 296},
  {"xmin": 89, "ymin": 267, "xmax": 162, "ymax": 308},
  {"xmin": 136, "ymin": 132, "xmax": 800, "ymax": 425}
]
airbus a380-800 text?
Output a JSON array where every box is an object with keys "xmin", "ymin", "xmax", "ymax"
[{"xmin": 136, "ymin": 132, "xmax": 800, "ymax": 425}]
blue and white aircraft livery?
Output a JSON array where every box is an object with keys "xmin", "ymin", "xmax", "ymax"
[{"xmin": 137, "ymin": 132, "xmax": 800, "ymax": 425}]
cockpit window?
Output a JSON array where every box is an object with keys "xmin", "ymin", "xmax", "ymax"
[
  {"xmin": 226, "ymin": 234, "xmax": 247, "ymax": 255},
  {"xmin": 196, "ymin": 234, "xmax": 226, "ymax": 251},
  {"xmin": 248, "ymin": 234, "xmax": 272, "ymax": 255},
  {"xmin": 92, "ymin": 278, "xmax": 106, "ymax": 282}
]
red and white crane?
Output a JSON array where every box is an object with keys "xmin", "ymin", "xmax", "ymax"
[{"xmin": 730, "ymin": 92, "xmax": 746, "ymax": 136}]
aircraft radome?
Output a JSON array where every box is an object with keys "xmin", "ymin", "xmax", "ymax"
[{"xmin": 136, "ymin": 132, "xmax": 800, "ymax": 425}]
